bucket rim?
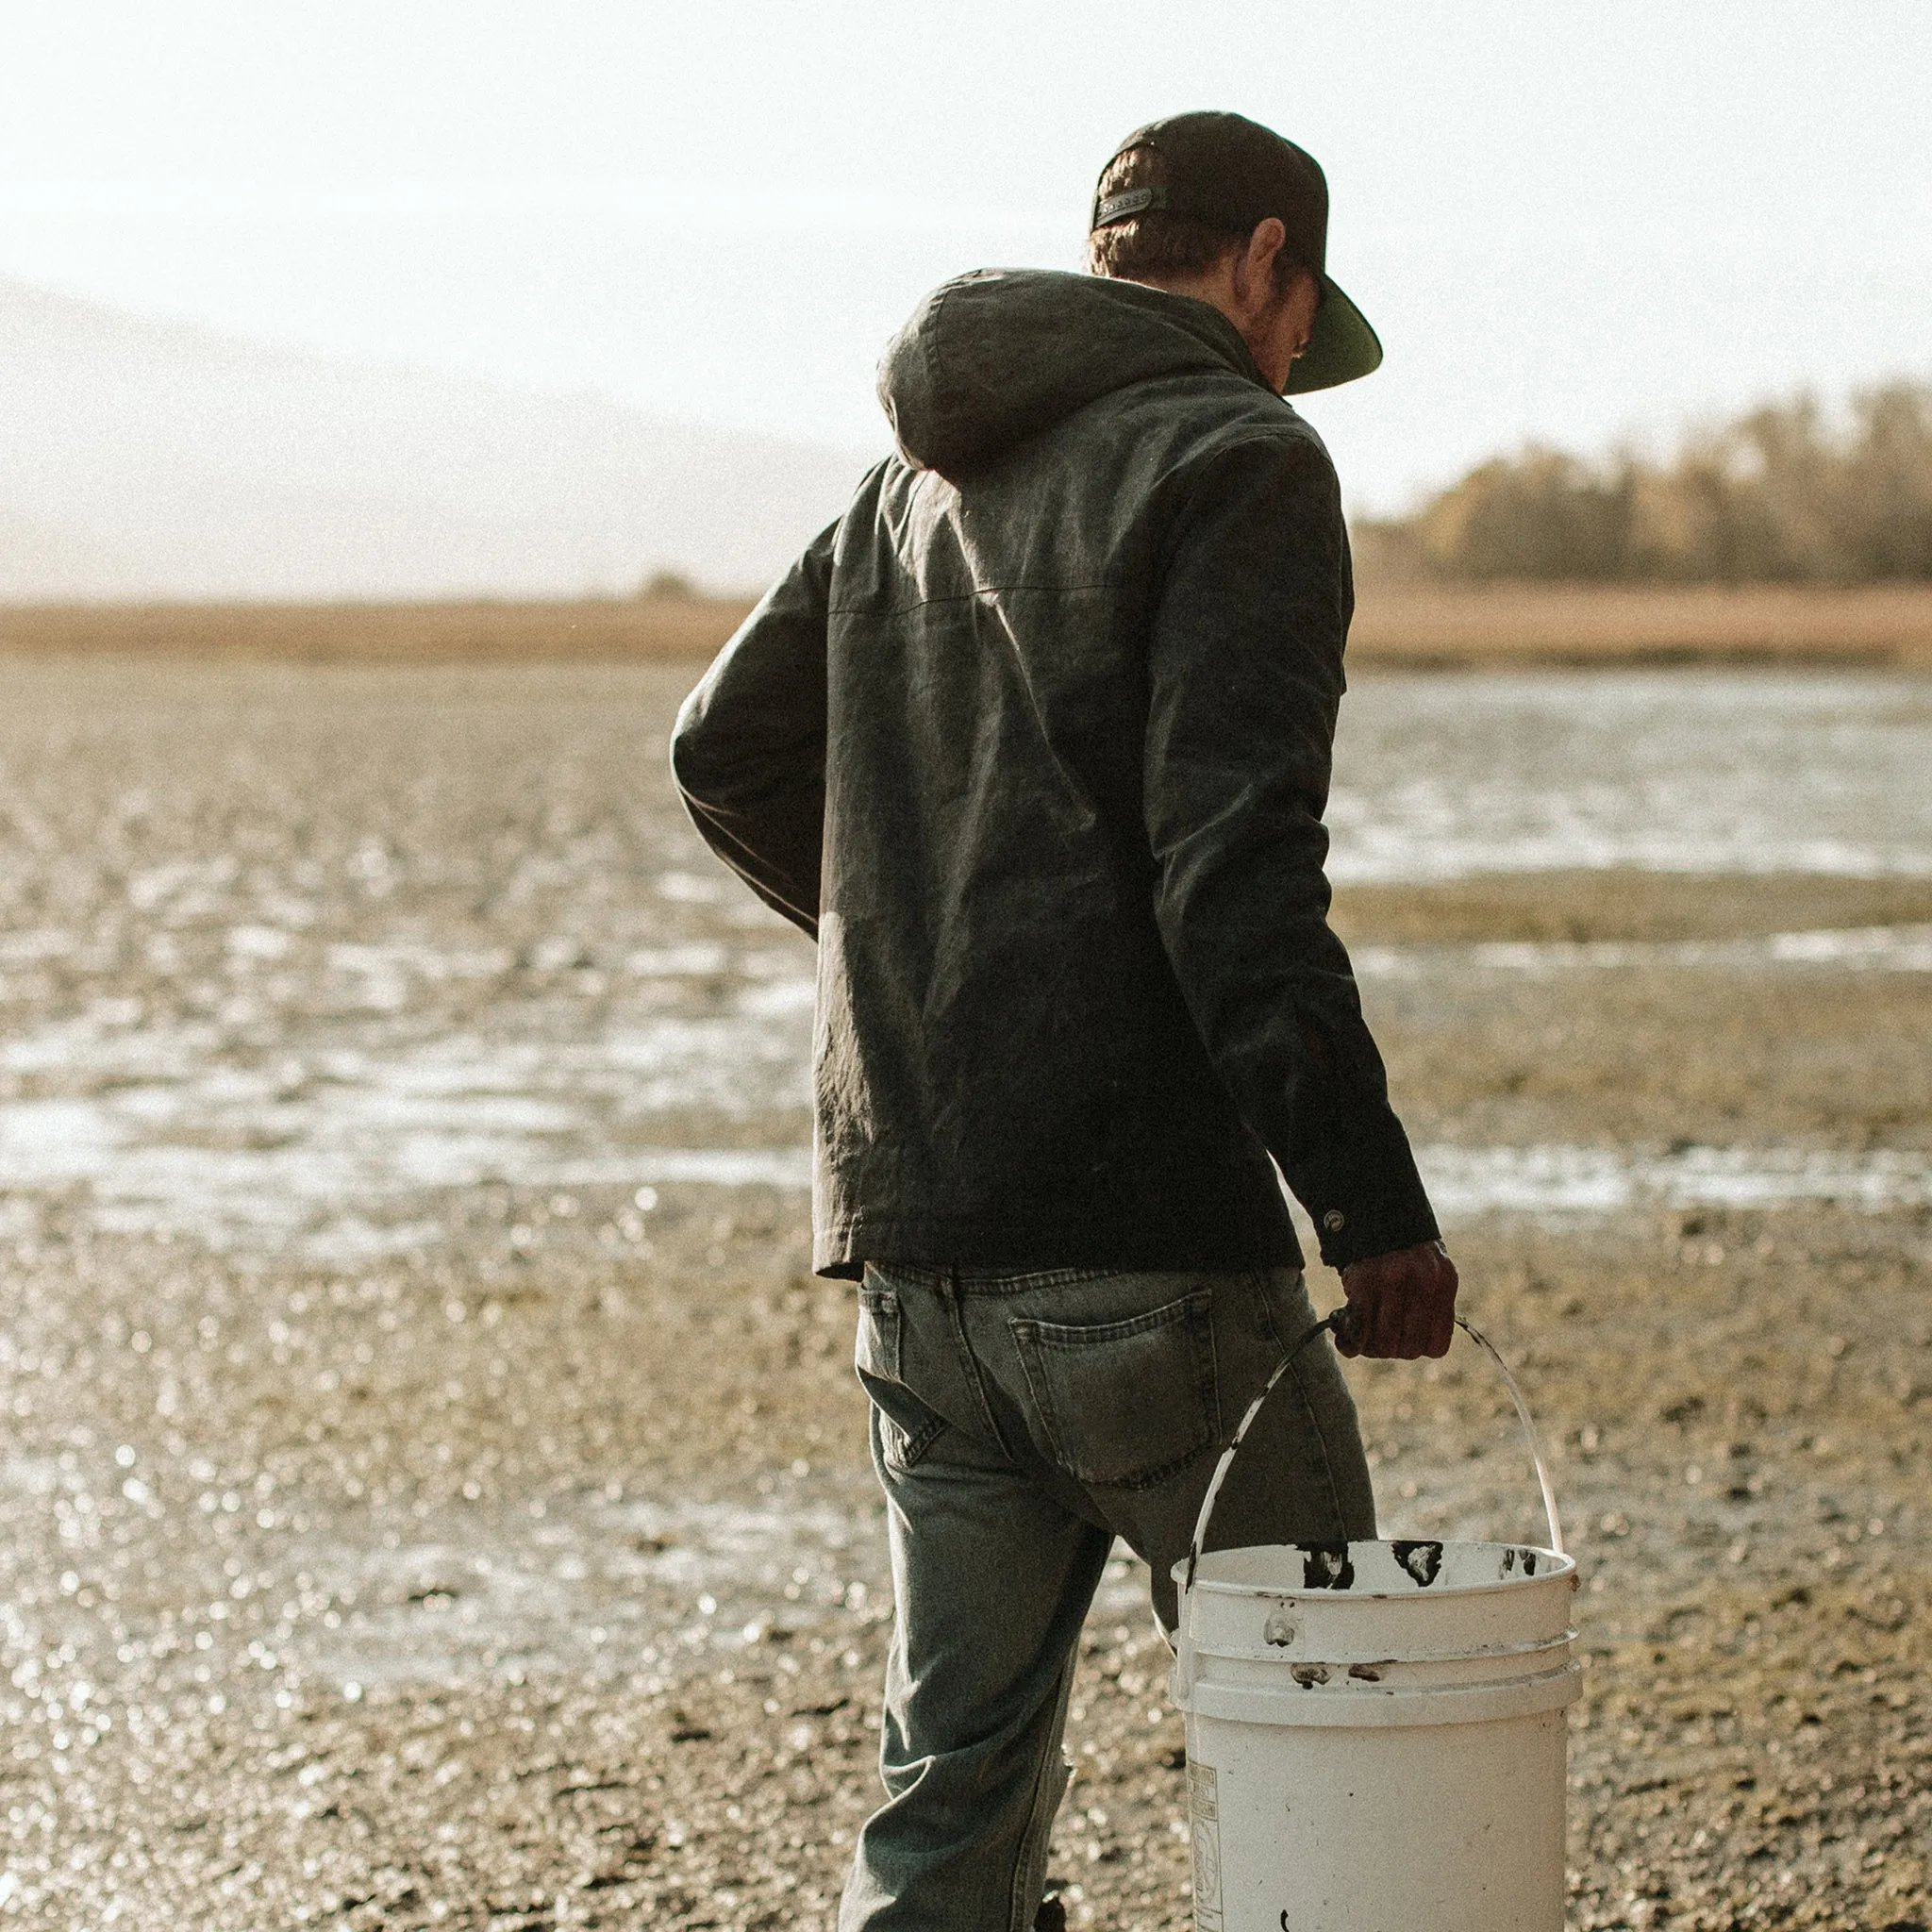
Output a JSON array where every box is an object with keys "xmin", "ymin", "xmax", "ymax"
[{"xmin": 1174, "ymin": 1538, "xmax": 1578, "ymax": 1605}]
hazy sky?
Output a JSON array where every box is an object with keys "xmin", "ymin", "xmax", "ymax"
[{"xmin": 5, "ymin": 2, "xmax": 1930, "ymax": 511}]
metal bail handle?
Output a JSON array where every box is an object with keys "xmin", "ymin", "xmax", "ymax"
[{"xmin": 1182, "ymin": 1312, "xmax": 1567, "ymax": 1594}]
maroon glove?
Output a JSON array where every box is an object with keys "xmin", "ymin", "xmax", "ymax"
[{"xmin": 1337, "ymin": 1241, "xmax": 1458, "ymax": 1360}]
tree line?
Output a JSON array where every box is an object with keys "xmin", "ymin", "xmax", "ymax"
[{"xmin": 1357, "ymin": 380, "xmax": 1932, "ymax": 584}]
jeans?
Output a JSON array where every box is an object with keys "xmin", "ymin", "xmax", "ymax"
[{"xmin": 838, "ymin": 1262, "xmax": 1375, "ymax": 1932}]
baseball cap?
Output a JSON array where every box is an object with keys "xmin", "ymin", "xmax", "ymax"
[{"xmin": 1091, "ymin": 110, "xmax": 1382, "ymax": 394}]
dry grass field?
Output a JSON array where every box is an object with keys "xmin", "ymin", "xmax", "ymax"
[
  {"xmin": 0, "ymin": 595, "xmax": 758, "ymax": 664},
  {"xmin": 1346, "ymin": 582, "xmax": 1932, "ymax": 667},
  {"xmin": 3, "ymin": 580, "xmax": 1930, "ymax": 668}
]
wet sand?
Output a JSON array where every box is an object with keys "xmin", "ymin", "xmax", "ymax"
[{"xmin": 0, "ymin": 657, "xmax": 1927, "ymax": 1929}]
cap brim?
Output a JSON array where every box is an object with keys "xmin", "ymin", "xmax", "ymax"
[{"xmin": 1282, "ymin": 275, "xmax": 1382, "ymax": 394}]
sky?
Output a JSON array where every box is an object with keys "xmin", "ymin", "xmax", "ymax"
[{"xmin": 4, "ymin": 1, "xmax": 1931, "ymax": 513}]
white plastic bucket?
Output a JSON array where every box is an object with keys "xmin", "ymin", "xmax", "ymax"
[{"xmin": 1170, "ymin": 1318, "xmax": 1580, "ymax": 1932}]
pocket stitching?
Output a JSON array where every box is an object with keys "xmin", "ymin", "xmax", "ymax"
[
  {"xmin": 855, "ymin": 1285, "xmax": 900, "ymax": 1377},
  {"xmin": 892, "ymin": 1410, "xmax": 949, "ymax": 1469},
  {"xmin": 1015, "ymin": 1291, "xmax": 1212, "ymax": 1350},
  {"xmin": 972, "ymin": 1265, "xmax": 1120, "ymax": 1293}
]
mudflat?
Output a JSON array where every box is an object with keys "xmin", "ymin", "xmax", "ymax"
[{"xmin": 0, "ymin": 656, "xmax": 1925, "ymax": 1929}]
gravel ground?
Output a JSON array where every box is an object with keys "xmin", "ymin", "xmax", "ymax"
[{"xmin": 0, "ymin": 656, "xmax": 1926, "ymax": 1929}]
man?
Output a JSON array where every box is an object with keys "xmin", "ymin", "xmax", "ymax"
[{"xmin": 674, "ymin": 110, "xmax": 1457, "ymax": 1932}]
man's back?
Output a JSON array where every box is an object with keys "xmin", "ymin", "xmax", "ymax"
[
  {"xmin": 675, "ymin": 266, "xmax": 1437, "ymax": 1279},
  {"xmin": 675, "ymin": 112, "xmax": 1459, "ymax": 1932}
]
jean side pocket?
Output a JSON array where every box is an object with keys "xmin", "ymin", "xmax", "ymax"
[
  {"xmin": 1010, "ymin": 1290, "xmax": 1218, "ymax": 1491},
  {"xmin": 855, "ymin": 1285, "xmax": 948, "ymax": 1474},
  {"xmin": 1250, "ymin": 1266, "xmax": 1318, "ymax": 1352}
]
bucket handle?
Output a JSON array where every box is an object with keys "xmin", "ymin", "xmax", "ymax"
[{"xmin": 1182, "ymin": 1311, "xmax": 1566, "ymax": 1596}]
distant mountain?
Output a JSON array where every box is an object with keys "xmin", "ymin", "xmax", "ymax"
[{"xmin": 0, "ymin": 278, "xmax": 877, "ymax": 600}]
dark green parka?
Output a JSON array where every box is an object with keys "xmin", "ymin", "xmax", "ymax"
[{"xmin": 673, "ymin": 268, "xmax": 1439, "ymax": 1279}]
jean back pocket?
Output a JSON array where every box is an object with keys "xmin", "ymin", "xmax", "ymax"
[{"xmin": 1010, "ymin": 1288, "xmax": 1218, "ymax": 1491}]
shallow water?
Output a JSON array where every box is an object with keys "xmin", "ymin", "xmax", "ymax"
[
  {"xmin": 3, "ymin": 915, "xmax": 1924, "ymax": 1257},
  {"xmin": 1329, "ymin": 670, "xmax": 1932, "ymax": 880},
  {"xmin": 7, "ymin": 1056, "xmax": 1927, "ymax": 1257},
  {"xmin": 6, "ymin": 1029, "xmax": 1927, "ymax": 1260},
  {"xmin": 1413, "ymin": 1141, "xmax": 1932, "ymax": 1216},
  {"xmin": 288, "ymin": 1489, "xmax": 1153, "ymax": 1693},
  {"xmin": 281, "ymin": 1479, "xmax": 891, "ymax": 1690},
  {"xmin": 1351, "ymin": 923, "xmax": 1932, "ymax": 978}
]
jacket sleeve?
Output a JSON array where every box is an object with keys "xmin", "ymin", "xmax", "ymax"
[
  {"xmin": 669, "ymin": 519, "xmax": 835, "ymax": 940},
  {"xmin": 1143, "ymin": 432, "xmax": 1439, "ymax": 1270}
]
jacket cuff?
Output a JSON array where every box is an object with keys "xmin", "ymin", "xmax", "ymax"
[{"xmin": 1302, "ymin": 1135, "xmax": 1441, "ymax": 1271}]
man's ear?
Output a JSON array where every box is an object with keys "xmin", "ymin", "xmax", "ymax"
[{"xmin": 1234, "ymin": 217, "xmax": 1288, "ymax": 313}]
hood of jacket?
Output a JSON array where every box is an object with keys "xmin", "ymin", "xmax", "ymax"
[{"xmin": 876, "ymin": 268, "xmax": 1270, "ymax": 478}]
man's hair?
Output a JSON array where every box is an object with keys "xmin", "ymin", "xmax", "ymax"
[{"xmin": 1088, "ymin": 143, "xmax": 1311, "ymax": 299}]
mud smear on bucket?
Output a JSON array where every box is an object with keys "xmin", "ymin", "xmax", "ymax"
[
  {"xmin": 1391, "ymin": 1539, "xmax": 1445, "ymax": 1587},
  {"xmin": 1298, "ymin": 1543, "xmax": 1357, "ymax": 1591}
]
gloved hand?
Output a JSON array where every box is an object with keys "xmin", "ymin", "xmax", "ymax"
[{"xmin": 1336, "ymin": 1240, "xmax": 1458, "ymax": 1359}]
